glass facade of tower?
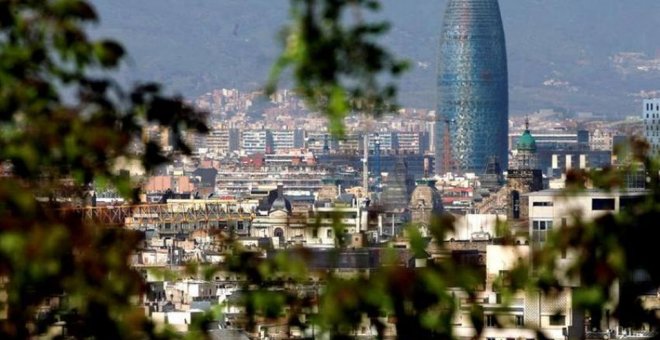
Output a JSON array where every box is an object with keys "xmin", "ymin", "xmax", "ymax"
[{"xmin": 435, "ymin": 0, "xmax": 508, "ymax": 174}]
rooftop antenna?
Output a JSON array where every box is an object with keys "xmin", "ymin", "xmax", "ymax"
[
  {"xmin": 363, "ymin": 133, "xmax": 369, "ymax": 191},
  {"xmin": 525, "ymin": 115, "xmax": 530, "ymax": 131},
  {"xmin": 360, "ymin": 115, "xmax": 374, "ymax": 192}
]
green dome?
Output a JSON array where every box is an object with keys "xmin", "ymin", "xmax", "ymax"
[{"xmin": 517, "ymin": 129, "xmax": 537, "ymax": 152}]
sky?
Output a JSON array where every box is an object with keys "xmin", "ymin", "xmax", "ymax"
[{"xmin": 89, "ymin": 0, "xmax": 660, "ymax": 117}]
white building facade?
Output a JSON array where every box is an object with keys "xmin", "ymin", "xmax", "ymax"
[
  {"xmin": 526, "ymin": 189, "xmax": 648, "ymax": 336},
  {"xmin": 241, "ymin": 130, "xmax": 272, "ymax": 155}
]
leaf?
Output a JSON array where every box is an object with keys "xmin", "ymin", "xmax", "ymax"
[
  {"xmin": 94, "ymin": 40, "xmax": 125, "ymax": 67},
  {"xmin": 51, "ymin": 0, "xmax": 98, "ymax": 21}
]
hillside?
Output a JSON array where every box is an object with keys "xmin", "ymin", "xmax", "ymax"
[{"xmin": 90, "ymin": 0, "xmax": 660, "ymax": 117}]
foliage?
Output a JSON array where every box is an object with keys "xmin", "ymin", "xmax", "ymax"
[
  {"xmin": 220, "ymin": 144, "xmax": 660, "ymax": 339},
  {"xmin": 528, "ymin": 140, "xmax": 660, "ymax": 333},
  {"xmin": 0, "ymin": 0, "xmax": 206, "ymax": 337},
  {"xmin": 1, "ymin": 0, "xmax": 659, "ymax": 339},
  {"xmin": 267, "ymin": 0, "xmax": 409, "ymax": 136},
  {"xmin": 220, "ymin": 214, "xmax": 491, "ymax": 338}
]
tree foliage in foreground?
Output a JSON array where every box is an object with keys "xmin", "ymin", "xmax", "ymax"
[
  {"xmin": 0, "ymin": 0, "xmax": 207, "ymax": 337},
  {"xmin": 0, "ymin": 0, "xmax": 406, "ymax": 337},
  {"xmin": 225, "ymin": 146, "xmax": 660, "ymax": 338},
  {"xmin": 0, "ymin": 0, "xmax": 659, "ymax": 339},
  {"xmin": 267, "ymin": 0, "xmax": 409, "ymax": 136},
  {"xmin": 527, "ymin": 141, "xmax": 660, "ymax": 333}
]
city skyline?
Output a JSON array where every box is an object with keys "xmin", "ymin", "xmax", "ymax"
[{"xmin": 0, "ymin": 1, "xmax": 657, "ymax": 339}]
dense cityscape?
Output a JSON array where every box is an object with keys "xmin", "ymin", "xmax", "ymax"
[
  {"xmin": 96, "ymin": 0, "xmax": 656, "ymax": 338},
  {"xmin": 1, "ymin": 0, "xmax": 659, "ymax": 339},
  {"xmin": 117, "ymin": 90, "xmax": 650, "ymax": 339}
]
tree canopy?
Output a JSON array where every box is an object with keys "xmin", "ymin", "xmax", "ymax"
[{"xmin": 0, "ymin": 0, "xmax": 657, "ymax": 339}]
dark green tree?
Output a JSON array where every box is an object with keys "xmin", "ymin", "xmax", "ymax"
[
  {"xmin": 1, "ymin": 0, "xmax": 658, "ymax": 339},
  {"xmin": 0, "ymin": 0, "xmax": 206, "ymax": 337}
]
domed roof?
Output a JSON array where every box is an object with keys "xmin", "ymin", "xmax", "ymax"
[
  {"xmin": 269, "ymin": 185, "xmax": 292, "ymax": 215},
  {"xmin": 517, "ymin": 129, "xmax": 536, "ymax": 152},
  {"xmin": 516, "ymin": 119, "xmax": 536, "ymax": 152},
  {"xmin": 269, "ymin": 196, "xmax": 292, "ymax": 214},
  {"xmin": 409, "ymin": 179, "xmax": 443, "ymax": 214}
]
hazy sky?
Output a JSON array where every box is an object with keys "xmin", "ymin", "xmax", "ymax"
[{"xmin": 90, "ymin": 0, "xmax": 660, "ymax": 116}]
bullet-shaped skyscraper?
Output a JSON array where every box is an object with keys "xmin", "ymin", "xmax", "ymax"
[{"xmin": 435, "ymin": 0, "xmax": 508, "ymax": 175}]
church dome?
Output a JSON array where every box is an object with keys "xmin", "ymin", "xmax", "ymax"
[
  {"xmin": 517, "ymin": 129, "xmax": 536, "ymax": 152},
  {"xmin": 270, "ymin": 196, "xmax": 292, "ymax": 214},
  {"xmin": 269, "ymin": 184, "xmax": 292, "ymax": 215},
  {"xmin": 409, "ymin": 179, "xmax": 444, "ymax": 214}
]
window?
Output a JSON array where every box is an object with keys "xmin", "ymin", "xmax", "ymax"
[
  {"xmin": 620, "ymin": 196, "xmax": 643, "ymax": 210},
  {"xmin": 533, "ymin": 201, "xmax": 553, "ymax": 207},
  {"xmin": 499, "ymin": 270, "xmax": 511, "ymax": 288},
  {"xmin": 533, "ymin": 220, "xmax": 552, "ymax": 230},
  {"xmin": 549, "ymin": 314, "xmax": 566, "ymax": 326},
  {"xmin": 515, "ymin": 315, "xmax": 524, "ymax": 327},
  {"xmin": 532, "ymin": 220, "xmax": 553, "ymax": 243},
  {"xmin": 485, "ymin": 314, "xmax": 497, "ymax": 327},
  {"xmin": 592, "ymin": 198, "xmax": 615, "ymax": 211},
  {"xmin": 326, "ymin": 229, "xmax": 333, "ymax": 238},
  {"xmin": 511, "ymin": 190, "xmax": 520, "ymax": 219}
]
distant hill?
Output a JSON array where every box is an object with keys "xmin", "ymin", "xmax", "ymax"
[{"xmin": 90, "ymin": 0, "xmax": 660, "ymax": 117}]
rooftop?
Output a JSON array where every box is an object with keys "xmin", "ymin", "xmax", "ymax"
[{"xmin": 525, "ymin": 188, "xmax": 649, "ymax": 197}]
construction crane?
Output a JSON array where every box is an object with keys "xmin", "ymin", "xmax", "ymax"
[
  {"xmin": 442, "ymin": 118, "xmax": 454, "ymax": 175},
  {"xmin": 373, "ymin": 133, "xmax": 382, "ymax": 190},
  {"xmin": 408, "ymin": 114, "xmax": 454, "ymax": 175}
]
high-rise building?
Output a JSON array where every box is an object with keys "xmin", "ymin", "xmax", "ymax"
[
  {"xmin": 304, "ymin": 131, "xmax": 331, "ymax": 154},
  {"xmin": 241, "ymin": 130, "xmax": 272, "ymax": 155},
  {"xmin": 644, "ymin": 98, "xmax": 660, "ymax": 154},
  {"xmin": 397, "ymin": 132, "xmax": 430, "ymax": 154},
  {"xmin": 207, "ymin": 128, "xmax": 240, "ymax": 155},
  {"xmin": 435, "ymin": 0, "xmax": 508, "ymax": 174},
  {"xmin": 368, "ymin": 133, "xmax": 397, "ymax": 153},
  {"xmin": 270, "ymin": 129, "xmax": 305, "ymax": 152}
]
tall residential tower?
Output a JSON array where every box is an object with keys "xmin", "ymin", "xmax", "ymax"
[
  {"xmin": 435, "ymin": 0, "xmax": 509, "ymax": 174},
  {"xmin": 644, "ymin": 98, "xmax": 660, "ymax": 154}
]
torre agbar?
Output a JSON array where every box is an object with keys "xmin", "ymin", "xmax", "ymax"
[{"xmin": 435, "ymin": 0, "xmax": 509, "ymax": 175}]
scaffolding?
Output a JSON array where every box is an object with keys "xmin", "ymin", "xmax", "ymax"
[{"xmin": 65, "ymin": 202, "xmax": 254, "ymax": 228}]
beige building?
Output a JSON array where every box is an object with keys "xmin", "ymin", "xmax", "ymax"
[
  {"xmin": 527, "ymin": 189, "xmax": 646, "ymax": 244},
  {"xmin": 526, "ymin": 189, "xmax": 648, "ymax": 336}
]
